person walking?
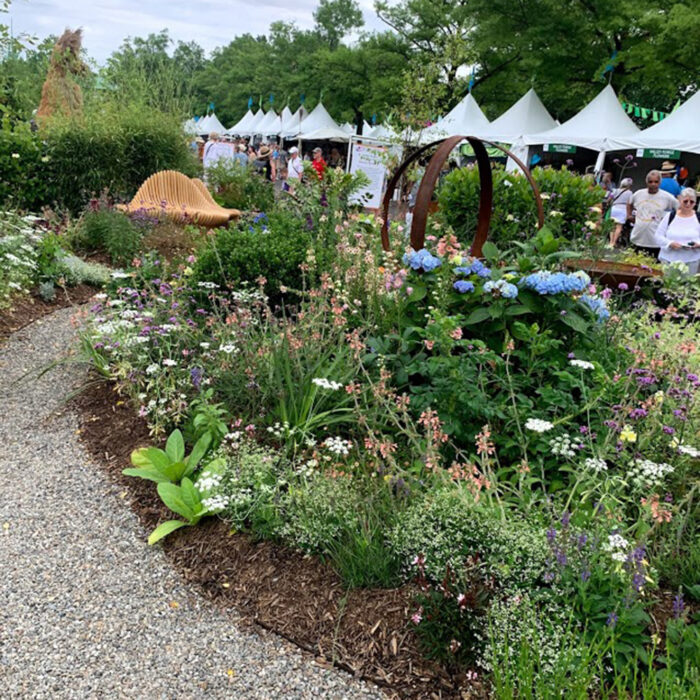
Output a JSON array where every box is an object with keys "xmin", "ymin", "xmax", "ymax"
[
  {"xmin": 659, "ymin": 161, "xmax": 682, "ymax": 197},
  {"xmin": 311, "ymin": 147, "xmax": 327, "ymax": 179},
  {"xmin": 627, "ymin": 169, "xmax": 679, "ymax": 258},
  {"xmin": 654, "ymin": 187, "xmax": 700, "ymax": 274},
  {"xmin": 609, "ymin": 177, "xmax": 634, "ymax": 247},
  {"xmin": 285, "ymin": 146, "xmax": 304, "ymax": 192},
  {"xmin": 233, "ymin": 143, "xmax": 248, "ymax": 168}
]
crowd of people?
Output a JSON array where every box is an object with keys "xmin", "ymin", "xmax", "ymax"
[
  {"xmin": 194, "ymin": 132, "xmax": 346, "ymax": 192},
  {"xmin": 606, "ymin": 162, "xmax": 700, "ymax": 274}
]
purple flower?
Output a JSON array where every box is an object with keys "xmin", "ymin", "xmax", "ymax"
[
  {"xmin": 673, "ymin": 591, "xmax": 685, "ymax": 619},
  {"xmin": 580, "ymin": 569, "xmax": 591, "ymax": 582},
  {"xmin": 190, "ymin": 367, "xmax": 204, "ymax": 391},
  {"xmin": 606, "ymin": 612, "xmax": 618, "ymax": 627},
  {"xmin": 577, "ymin": 534, "xmax": 588, "ymax": 550},
  {"xmin": 618, "ymin": 283, "xmax": 629, "ymax": 291},
  {"xmin": 544, "ymin": 571, "xmax": 555, "ymax": 583},
  {"xmin": 663, "ymin": 426, "xmax": 675, "ymax": 435},
  {"xmin": 561, "ymin": 511, "xmax": 571, "ymax": 528},
  {"xmin": 546, "ymin": 528, "xmax": 557, "ymax": 543}
]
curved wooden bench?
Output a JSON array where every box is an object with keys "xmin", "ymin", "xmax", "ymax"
[{"xmin": 118, "ymin": 170, "xmax": 241, "ymax": 227}]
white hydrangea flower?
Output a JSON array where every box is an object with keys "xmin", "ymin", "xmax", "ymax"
[
  {"xmin": 323, "ymin": 436, "xmax": 353, "ymax": 455},
  {"xmin": 525, "ymin": 418, "xmax": 554, "ymax": 433}
]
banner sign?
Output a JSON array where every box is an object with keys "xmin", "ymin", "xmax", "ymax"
[
  {"xmin": 621, "ymin": 102, "xmax": 668, "ymax": 122},
  {"xmin": 349, "ymin": 142, "xmax": 388, "ymax": 209},
  {"xmin": 544, "ymin": 144, "xmax": 577, "ymax": 154},
  {"xmin": 635, "ymin": 148, "xmax": 681, "ymax": 160},
  {"xmin": 460, "ymin": 143, "xmax": 506, "ymax": 158}
]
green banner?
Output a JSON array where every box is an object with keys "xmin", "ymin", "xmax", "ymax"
[
  {"xmin": 543, "ymin": 144, "xmax": 577, "ymax": 154},
  {"xmin": 460, "ymin": 143, "xmax": 505, "ymax": 157},
  {"xmin": 635, "ymin": 148, "xmax": 681, "ymax": 160}
]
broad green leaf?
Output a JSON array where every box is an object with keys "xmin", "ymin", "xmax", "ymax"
[
  {"xmin": 148, "ymin": 519, "xmax": 187, "ymax": 545},
  {"xmin": 505, "ymin": 304, "xmax": 531, "ymax": 316},
  {"xmin": 180, "ymin": 478, "xmax": 202, "ymax": 514},
  {"xmin": 481, "ymin": 241, "xmax": 500, "ymax": 261},
  {"xmin": 407, "ymin": 285, "xmax": 427, "ymax": 302},
  {"xmin": 157, "ymin": 482, "xmax": 194, "ymax": 521},
  {"xmin": 130, "ymin": 448, "xmax": 152, "ymax": 468},
  {"xmin": 165, "ymin": 429, "xmax": 185, "ymax": 463},
  {"xmin": 560, "ymin": 311, "xmax": 589, "ymax": 334},
  {"xmin": 161, "ymin": 460, "xmax": 187, "ymax": 483},
  {"xmin": 185, "ymin": 432, "xmax": 212, "ymax": 476},
  {"xmin": 464, "ymin": 307, "xmax": 491, "ymax": 325},
  {"xmin": 122, "ymin": 467, "xmax": 169, "ymax": 484},
  {"xmin": 140, "ymin": 447, "xmax": 173, "ymax": 474}
]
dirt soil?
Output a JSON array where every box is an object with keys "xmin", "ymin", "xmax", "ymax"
[
  {"xmin": 0, "ymin": 284, "xmax": 97, "ymax": 343},
  {"xmin": 74, "ymin": 380, "xmax": 482, "ymax": 699}
]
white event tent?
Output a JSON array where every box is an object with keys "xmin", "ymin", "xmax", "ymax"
[
  {"xmin": 226, "ymin": 109, "xmax": 254, "ymax": 135},
  {"xmin": 605, "ymin": 89, "xmax": 700, "ymax": 155},
  {"xmin": 368, "ymin": 124, "xmax": 399, "ymax": 141},
  {"xmin": 280, "ymin": 106, "xmax": 308, "ymax": 138},
  {"xmin": 479, "ymin": 88, "xmax": 557, "ymax": 170},
  {"xmin": 239, "ymin": 109, "xmax": 265, "ymax": 137},
  {"xmin": 525, "ymin": 85, "xmax": 639, "ymax": 171},
  {"xmin": 196, "ymin": 112, "xmax": 226, "ymax": 136},
  {"xmin": 293, "ymin": 102, "xmax": 340, "ymax": 138},
  {"xmin": 421, "ymin": 93, "xmax": 489, "ymax": 143},
  {"xmin": 255, "ymin": 109, "xmax": 281, "ymax": 136}
]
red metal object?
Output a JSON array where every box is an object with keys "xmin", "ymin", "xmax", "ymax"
[{"xmin": 381, "ymin": 136, "xmax": 544, "ymax": 257}]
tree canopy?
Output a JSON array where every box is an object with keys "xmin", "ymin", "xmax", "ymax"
[{"xmin": 1, "ymin": 0, "xmax": 698, "ymax": 127}]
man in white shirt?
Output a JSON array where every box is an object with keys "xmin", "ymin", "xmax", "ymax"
[
  {"xmin": 285, "ymin": 146, "xmax": 304, "ymax": 193},
  {"xmin": 627, "ymin": 169, "xmax": 678, "ymax": 258}
]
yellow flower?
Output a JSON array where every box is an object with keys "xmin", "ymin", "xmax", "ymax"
[
  {"xmin": 183, "ymin": 266, "xmax": 193, "ymax": 276},
  {"xmin": 653, "ymin": 391, "xmax": 664, "ymax": 405},
  {"xmin": 620, "ymin": 425, "xmax": 637, "ymax": 443}
]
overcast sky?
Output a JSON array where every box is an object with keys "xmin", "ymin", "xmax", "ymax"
[{"xmin": 7, "ymin": 0, "xmax": 389, "ymax": 63}]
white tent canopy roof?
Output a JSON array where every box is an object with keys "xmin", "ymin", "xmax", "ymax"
[
  {"xmin": 525, "ymin": 85, "xmax": 639, "ymax": 151},
  {"xmin": 239, "ymin": 109, "xmax": 265, "ymax": 136},
  {"xmin": 226, "ymin": 109, "xmax": 254, "ymax": 135},
  {"xmin": 197, "ymin": 112, "xmax": 226, "ymax": 136},
  {"xmin": 341, "ymin": 122, "xmax": 356, "ymax": 135},
  {"xmin": 605, "ymin": 89, "xmax": 700, "ymax": 155},
  {"xmin": 299, "ymin": 125, "xmax": 350, "ymax": 141},
  {"xmin": 422, "ymin": 93, "xmax": 490, "ymax": 142},
  {"xmin": 368, "ymin": 124, "xmax": 398, "ymax": 141},
  {"xmin": 480, "ymin": 89, "xmax": 556, "ymax": 144},
  {"xmin": 183, "ymin": 118, "xmax": 198, "ymax": 135},
  {"xmin": 290, "ymin": 102, "xmax": 339, "ymax": 138},
  {"xmin": 255, "ymin": 109, "xmax": 281, "ymax": 136},
  {"xmin": 280, "ymin": 106, "xmax": 308, "ymax": 137}
]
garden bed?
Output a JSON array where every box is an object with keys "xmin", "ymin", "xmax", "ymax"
[
  {"xmin": 0, "ymin": 283, "xmax": 97, "ymax": 342},
  {"xmin": 74, "ymin": 378, "xmax": 475, "ymax": 699}
]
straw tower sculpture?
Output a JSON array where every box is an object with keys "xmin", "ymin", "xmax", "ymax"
[{"xmin": 36, "ymin": 29, "xmax": 88, "ymax": 124}]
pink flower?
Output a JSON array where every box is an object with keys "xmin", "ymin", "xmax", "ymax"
[
  {"xmin": 411, "ymin": 609, "xmax": 423, "ymax": 625},
  {"xmin": 424, "ymin": 340, "xmax": 435, "ymax": 350},
  {"xmin": 450, "ymin": 328, "xmax": 463, "ymax": 340}
]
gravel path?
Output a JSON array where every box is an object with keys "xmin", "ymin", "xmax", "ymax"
[{"xmin": 0, "ymin": 307, "xmax": 383, "ymax": 700}]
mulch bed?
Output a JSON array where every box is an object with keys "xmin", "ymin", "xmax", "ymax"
[
  {"xmin": 0, "ymin": 284, "xmax": 98, "ymax": 343},
  {"xmin": 74, "ymin": 380, "xmax": 480, "ymax": 699}
]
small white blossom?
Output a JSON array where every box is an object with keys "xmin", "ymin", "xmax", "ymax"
[
  {"xmin": 145, "ymin": 364, "xmax": 159, "ymax": 375},
  {"xmin": 219, "ymin": 344, "xmax": 239, "ymax": 355},
  {"xmin": 323, "ymin": 436, "xmax": 352, "ymax": 456},
  {"xmin": 605, "ymin": 533, "xmax": 629, "ymax": 551},
  {"xmin": 162, "ymin": 358, "xmax": 177, "ymax": 367},
  {"xmin": 584, "ymin": 457, "xmax": 607, "ymax": 472},
  {"xmin": 525, "ymin": 418, "xmax": 554, "ymax": 433},
  {"xmin": 312, "ymin": 377, "xmax": 344, "ymax": 391},
  {"xmin": 549, "ymin": 435, "xmax": 576, "ymax": 458},
  {"xmin": 569, "ymin": 359, "xmax": 595, "ymax": 370}
]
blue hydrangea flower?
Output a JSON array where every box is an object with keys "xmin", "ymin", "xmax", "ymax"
[
  {"xmin": 454, "ymin": 259, "xmax": 491, "ymax": 278},
  {"xmin": 453, "ymin": 280, "xmax": 475, "ymax": 294},
  {"xmin": 580, "ymin": 293, "xmax": 610, "ymax": 322},
  {"xmin": 484, "ymin": 279, "xmax": 518, "ymax": 299},
  {"xmin": 402, "ymin": 248, "xmax": 442, "ymax": 272},
  {"xmin": 521, "ymin": 270, "xmax": 591, "ymax": 295}
]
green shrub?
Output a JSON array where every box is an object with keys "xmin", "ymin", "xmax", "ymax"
[
  {"xmin": 191, "ymin": 211, "xmax": 311, "ymax": 305},
  {"xmin": 75, "ymin": 205, "xmax": 143, "ymax": 264},
  {"xmin": 438, "ymin": 164, "xmax": 605, "ymax": 247},
  {"xmin": 1, "ymin": 104, "xmax": 199, "ymax": 213},
  {"xmin": 205, "ymin": 160, "xmax": 276, "ymax": 212}
]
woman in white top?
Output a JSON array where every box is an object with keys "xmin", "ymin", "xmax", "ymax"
[
  {"xmin": 608, "ymin": 177, "xmax": 634, "ymax": 247},
  {"xmin": 654, "ymin": 187, "xmax": 700, "ymax": 274}
]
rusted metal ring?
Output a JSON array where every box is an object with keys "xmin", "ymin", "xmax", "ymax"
[{"xmin": 381, "ymin": 136, "xmax": 544, "ymax": 258}]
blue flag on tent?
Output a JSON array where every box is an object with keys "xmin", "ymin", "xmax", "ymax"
[
  {"xmin": 208, "ymin": 101, "xmax": 215, "ymax": 111},
  {"xmin": 602, "ymin": 50, "xmax": 617, "ymax": 78},
  {"xmin": 247, "ymin": 96, "xmax": 253, "ymax": 109},
  {"xmin": 468, "ymin": 71, "xmax": 475, "ymax": 93},
  {"xmin": 269, "ymin": 93, "xmax": 274, "ymax": 105},
  {"xmin": 300, "ymin": 93, "xmax": 306, "ymax": 104},
  {"xmin": 371, "ymin": 113, "xmax": 377, "ymax": 125}
]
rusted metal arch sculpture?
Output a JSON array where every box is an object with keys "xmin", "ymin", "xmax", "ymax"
[{"xmin": 380, "ymin": 136, "xmax": 545, "ymax": 258}]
